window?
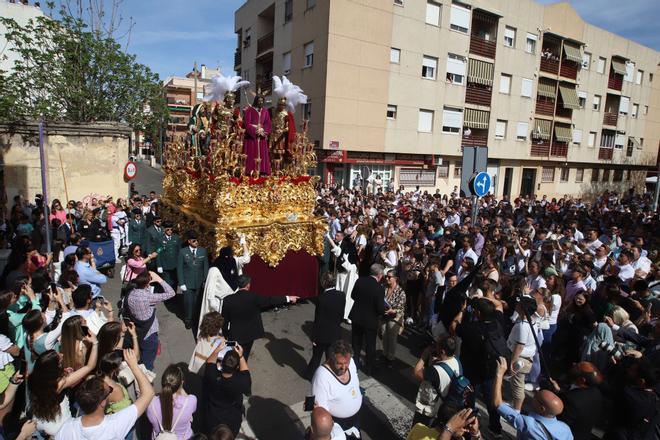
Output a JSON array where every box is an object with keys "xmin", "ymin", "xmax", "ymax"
[
  {"xmin": 390, "ymin": 48, "xmax": 401, "ymax": 64},
  {"xmin": 504, "ymin": 26, "xmax": 516, "ymax": 48},
  {"xmin": 241, "ymin": 69, "xmax": 250, "ymax": 82},
  {"xmin": 520, "ymin": 78, "xmax": 533, "ymax": 98},
  {"xmin": 449, "ymin": 2, "xmax": 470, "ymax": 33},
  {"xmin": 495, "ymin": 120, "xmax": 507, "ymax": 139},
  {"xmin": 541, "ymin": 167, "xmax": 555, "ymax": 182},
  {"xmin": 437, "ymin": 163, "xmax": 449, "ymax": 178},
  {"xmin": 624, "ymin": 61, "xmax": 634, "ymax": 82},
  {"xmin": 573, "ymin": 129, "xmax": 582, "ymax": 145},
  {"xmin": 418, "ymin": 109, "xmax": 434, "ymax": 132},
  {"xmin": 592, "ymin": 95, "xmax": 601, "ymax": 111},
  {"xmin": 394, "ymin": 0, "xmax": 404, "ymax": 6},
  {"xmin": 306, "ymin": 0, "xmax": 316, "ymax": 9},
  {"xmin": 602, "ymin": 169, "xmax": 610, "ymax": 182},
  {"xmin": 644, "ymin": 105, "xmax": 648, "ymax": 115},
  {"xmin": 284, "ymin": 0, "xmax": 293, "ymax": 22},
  {"xmin": 613, "ymin": 169, "xmax": 624, "ymax": 181},
  {"xmin": 426, "ymin": 1, "xmax": 441, "ymax": 26},
  {"xmin": 560, "ymin": 168, "xmax": 569, "ymax": 182},
  {"xmin": 442, "ymin": 107, "xmax": 463, "ymax": 133},
  {"xmin": 575, "ymin": 168, "xmax": 584, "ymax": 182},
  {"xmin": 302, "ymin": 101, "xmax": 312, "ymax": 120},
  {"xmin": 639, "ymin": 138, "xmax": 644, "ymax": 148},
  {"xmin": 591, "ymin": 169, "xmax": 599, "ymax": 182},
  {"xmin": 632, "ymin": 103, "xmax": 639, "ymax": 118},
  {"xmin": 588, "ymin": 131, "xmax": 596, "ymax": 147},
  {"xmin": 582, "ymin": 52, "xmax": 591, "ymax": 70},
  {"xmin": 516, "ymin": 122, "xmax": 528, "ymax": 141},
  {"xmin": 525, "ymin": 33, "xmax": 537, "ymax": 54},
  {"xmin": 578, "ymin": 91, "xmax": 587, "ymax": 108},
  {"xmin": 282, "ymin": 51, "xmax": 291, "ymax": 74},
  {"xmin": 627, "ymin": 139, "xmax": 635, "ymax": 157},
  {"xmin": 650, "ymin": 73, "xmax": 654, "ymax": 82},
  {"xmin": 304, "ymin": 42, "xmax": 314, "ymax": 67},
  {"xmin": 387, "ymin": 104, "xmax": 397, "ymax": 120},
  {"xmin": 454, "ymin": 165, "xmax": 462, "ymax": 178},
  {"xmin": 243, "ymin": 27, "xmax": 252, "ymax": 47},
  {"xmin": 596, "ymin": 57, "xmax": 606, "ymax": 74},
  {"xmin": 499, "ymin": 73, "xmax": 511, "ymax": 94},
  {"xmin": 619, "ymin": 96, "xmax": 630, "ymax": 116},
  {"xmin": 446, "ymin": 54, "xmax": 466, "ymax": 85},
  {"xmin": 636, "ymin": 70, "xmax": 643, "ymax": 85},
  {"xmin": 615, "ymin": 133, "xmax": 625, "ymax": 149},
  {"xmin": 422, "ymin": 55, "xmax": 438, "ymax": 79}
]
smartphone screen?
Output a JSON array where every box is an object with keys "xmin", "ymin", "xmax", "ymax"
[
  {"xmin": 50, "ymin": 283, "xmax": 58, "ymax": 294},
  {"xmin": 226, "ymin": 341, "xmax": 237, "ymax": 347}
]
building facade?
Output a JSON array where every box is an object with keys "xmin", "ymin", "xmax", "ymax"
[
  {"xmin": 0, "ymin": 0, "xmax": 45, "ymax": 73},
  {"xmin": 234, "ymin": 0, "xmax": 660, "ymax": 198}
]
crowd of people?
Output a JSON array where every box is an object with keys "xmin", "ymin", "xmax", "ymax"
[{"xmin": 0, "ymin": 182, "xmax": 657, "ymax": 440}]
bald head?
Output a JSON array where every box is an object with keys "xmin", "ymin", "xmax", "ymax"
[
  {"xmin": 533, "ymin": 390, "xmax": 564, "ymax": 417},
  {"xmin": 310, "ymin": 407, "xmax": 334, "ymax": 440}
]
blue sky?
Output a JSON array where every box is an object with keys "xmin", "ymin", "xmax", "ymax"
[{"xmin": 104, "ymin": 0, "xmax": 659, "ymax": 80}]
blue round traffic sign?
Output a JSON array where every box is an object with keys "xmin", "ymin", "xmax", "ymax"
[{"xmin": 471, "ymin": 172, "xmax": 491, "ymax": 197}]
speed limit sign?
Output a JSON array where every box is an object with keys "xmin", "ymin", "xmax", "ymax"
[{"xmin": 124, "ymin": 161, "xmax": 138, "ymax": 180}]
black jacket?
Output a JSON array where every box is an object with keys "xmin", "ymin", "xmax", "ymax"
[
  {"xmin": 558, "ymin": 386, "xmax": 605, "ymax": 440},
  {"xmin": 221, "ymin": 290, "xmax": 288, "ymax": 344},
  {"xmin": 331, "ymin": 239, "xmax": 358, "ymax": 273},
  {"xmin": 312, "ymin": 288, "xmax": 346, "ymax": 345},
  {"xmin": 348, "ymin": 276, "xmax": 385, "ymax": 330}
]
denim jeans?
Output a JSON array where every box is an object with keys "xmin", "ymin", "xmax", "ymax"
[{"xmin": 140, "ymin": 332, "xmax": 158, "ymax": 371}]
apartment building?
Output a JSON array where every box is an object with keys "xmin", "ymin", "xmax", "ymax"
[
  {"xmin": 163, "ymin": 65, "xmax": 221, "ymax": 143},
  {"xmin": 234, "ymin": 0, "xmax": 660, "ymax": 198}
]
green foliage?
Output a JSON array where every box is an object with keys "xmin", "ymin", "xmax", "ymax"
[{"xmin": 0, "ymin": 11, "xmax": 167, "ymax": 133}]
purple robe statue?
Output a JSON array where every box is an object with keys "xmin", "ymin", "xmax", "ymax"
[{"xmin": 243, "ymin": 105, "xmax": 271, "ymax": 175}]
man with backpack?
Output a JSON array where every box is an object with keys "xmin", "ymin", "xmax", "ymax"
[
  {"xmin": 412, "ymin": 335, "xmax": 472, "ymax": 428},
  {"xmin": 457, "ymin": 298, "xmax": 509, "ymax": 438}
]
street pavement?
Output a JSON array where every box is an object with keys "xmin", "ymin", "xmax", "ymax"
[{"xmin": 114, "ymin": 161, "xmax": 515, "ymax": 439}]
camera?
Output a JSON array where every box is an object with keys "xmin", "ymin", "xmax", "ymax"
[{"xmin": 598, "ymin": 341, "xmax": 624, "ymax": 361}]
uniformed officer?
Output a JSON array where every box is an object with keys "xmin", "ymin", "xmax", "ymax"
[
  {"xmin": 177, "ymin": 230, "xmax": 209, "ymax": 329},
  {"xmin": 145, "ymin": 216, "xmax": 165, "ymax": 269},
  {"xmin": 156, "ymin": 220, "xmax": 181, "ymax": 288},
  {"xmin": 128, "ymin": 208, "xmax": 147, "ymax": 246}
]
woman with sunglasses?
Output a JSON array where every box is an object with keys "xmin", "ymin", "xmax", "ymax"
[
  {"xmin": 124, "ymin": 243, "xmax": 158, "ymax": 282},
  {"xmin": 49, "ymin": 199, "xmax": 67, "ymax": 225}
]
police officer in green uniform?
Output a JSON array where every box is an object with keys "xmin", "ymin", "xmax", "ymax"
[
  {"xmin": 177, "ymin": 230, "xmax": 209, "ymax": 329},
  {"xmin": 156, "ymin": 220, "xmax": 181, "ymax": 288},
  {"xmin": 145, "ymin": 216, "xmax": 165, "ymax": 269},
  {"xmin": 128, "ymin": 208, "xmax": 147, "ymax": 246}
]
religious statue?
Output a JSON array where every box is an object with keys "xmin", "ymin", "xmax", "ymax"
[
  {"xmin": 270, "ymin": 76, "xmax": 308, "ymax": 175},
  {"xmin": 243, "ymin": 88, "xmax": 271, "ymax": 176},
  {"xmin": 188, "ymin": 102, "xmax": 212, "ymax": 156}
]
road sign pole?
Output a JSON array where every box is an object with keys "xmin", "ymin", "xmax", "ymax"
[{"xmin": 471, "ymin": 195, "xmax": 478, "ymax": 227}]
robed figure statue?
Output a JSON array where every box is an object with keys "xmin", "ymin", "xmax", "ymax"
[{"xmin": 243, "ymin": 89, "xmax": 271, "ymax": 176}]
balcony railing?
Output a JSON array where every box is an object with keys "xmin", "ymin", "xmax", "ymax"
[
  {"xmin": 608, "ymin": 73, "xmax": 623, "ymax": 91},
  {"xmin": 462, "ymin": 133, "xmax": 489, "ymax": 147},
  {"xmin": 555, "ymin": 105, "xmax": 572, "ymax": 119},
  {"xmin": 603, "ymin": 112, "xmax": 618, "ymax": 126},
  {"xmin": 540, "ymin": 55, "xmax": 560, "ymax": 75},
  {"xmin": 559, "ymin": 61, "xmax": 578, "ymax": 80},
  {"xmin": 598, "ymin": 148, "xmax": 613, "ymax": 160},
  {"xmin": 465, "ymin": 83, "xmax": 492, "ymax": 106},
  {"xmin": 257, "ymin": 32, "xmax": 274, "ymax": 55},
  {"xmin": 234, "ymin": 49, "xmax": 242, "ymax": 68},
  {"xmin": 535, "ymin": 98, "xmax": 555, "ymax": 116},
  {"xmin": 469, "ymin": 36, "xmax": 496, "ymax": 59},
  {"xmin": 550, "ymin": 141, "xmax": 568, "ymax": 157},
  {"xmin": 530, "ymin": 141, "xmax": 551, "ymax": 156}
]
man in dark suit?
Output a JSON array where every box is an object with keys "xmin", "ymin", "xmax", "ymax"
[
  {"xmin": 304, "ymin": 272, "xmax": 346, "ymax": 380},
  {"xmin": 222, "ymin": 275, "xmax": 299, "ymax": 361},
  {"xmin": 56, "ymin": 213, "xmax": 77, "ymax": 244},
  {"xmin": 330, "ymin": 231, "xmax": 358, "ymax": 275},
  {"xmin": 145, "ymin": 216, "xmax": 164, "ymax": 258},
  {"xmin": 349, "ymin": 263, "xmax": 385, "ymax": 375},
  {"xmin": 177, "ymin": 230, "xmax": 209, "ymax": 329},
  {"xmin": 156, "ymin": 220, "xmax": 181, "ymax": 288},
  {"xmin": 128, "ymin": 209, "xmax": 147, "ymax": 246}
]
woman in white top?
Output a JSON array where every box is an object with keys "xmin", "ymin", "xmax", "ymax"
[
  {"xmin": 381, "ymin": 240, "xmax": 399, "ymax": 272},
  {"xmin": 189, "ymin": 311, "xmax": 225, "ymax": 374}
]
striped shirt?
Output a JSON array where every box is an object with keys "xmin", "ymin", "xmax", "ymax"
[{"xmin": 127, "ymin": 281, "xmax": 175, "ymax": 338}]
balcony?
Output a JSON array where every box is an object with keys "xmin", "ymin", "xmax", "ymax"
[
  {"xmin": 559, "ymin": 61, "xmax": 578, "ymax": 80},
  {"xmin": 257, "ymin": 77, "xmax": 273, "ymax": 94},
  {"xmin": 462, "ymin": 133, "xmax": 488, "ymax": 147},
  {"xmin": 540, "ymin": 55, "xmax": 560, "ymax": 75},
  {"xmin": 530, "ymin": 140, "xmax": 551, "ymax": 157},
  {"xmin": 603, "ymin": 112, "xmax": 618, "ymax": 126},
  {"xmin": 608, "ymin": 73, "xmax": 623, "ymax": 91},
  {"xmin": 598, "ymin": 148, "xmax": 613, "ymax": 160},
  {"xmin": 465, "ymin": 83, "xmax": 492, "ymax": 106},
  {"xmin": 166, "ymin": 97, "xmax": 191, "ymax": 106},
  {"xmin": 234, "ymin": 49, "xmax": 242, "ymax": 69},
  {"xmin": 469, "ymin": 36, "xmax": 496, "ymax": 59},
  {"xmin": 535, "ymin": 98, "xmax": 555, "ymax": 117},
  {"xmin": 257, "ymin": 32, "xmax": 274, "ymax": 56},
  {"xmin": 550, "ymin": 141, "xmax": 568, "ymax": 157},
  {"xmin": 555, "ymin": 105, "xmax": 572, "ymax": 119}
]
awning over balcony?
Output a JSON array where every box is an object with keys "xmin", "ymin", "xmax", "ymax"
[
  {"xmin": 537, "ymin": 80, "xmax": 556, "ymax": 99},
  {"xmin": 611, "ymin": 59, "xmax": 627, "ymax": 75},
  {"xmin": 559, "ymin": 84, "xmax": 581, "ymax": 109},
  {"xmin": 533, "ymin": 119, "xmax": 551, "ymax": 140},
  {"xmin": 563, "ymin": 43, "xmax": 582, "ymax": 63},
  {"xmin": 463, "ymin": 108, "xmax": 490, "ymax": 129},
  {"xmin": 554, "ymin": 125, "xmax": 572, "ymax": 143},
  {"xmin": 467, "ymin": 59, "xmax": 494, "ymax": 86}
]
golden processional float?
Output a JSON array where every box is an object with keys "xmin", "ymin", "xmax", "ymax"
[{"xmin": 161, "ymin": 74, "xmax": 326, "ymax": 267}]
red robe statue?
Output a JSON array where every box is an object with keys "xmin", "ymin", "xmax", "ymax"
[{"xmin": 243, "ymin": 105, "xmax": 271, "ymax": 175}]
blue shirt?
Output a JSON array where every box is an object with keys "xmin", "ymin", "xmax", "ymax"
[
  {"xmin": 75, "ymin": 261, "xmax": 107, "ymax": 298},
  {"xmin": 498, "ymin": 404, "xmax": 573, "ymax": 440}
]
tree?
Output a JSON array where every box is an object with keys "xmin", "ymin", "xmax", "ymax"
[{"xmin": 0, "ymin": 7, "xmax": 167, "ymax": 133}]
